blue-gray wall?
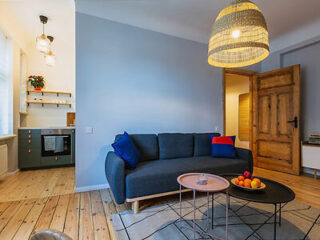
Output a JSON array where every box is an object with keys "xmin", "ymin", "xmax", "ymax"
[
  {"xmin": 75, "ymin": 13, "xmax": 225, "ymax": 189},
  {"xmin": 261, "ymin": 37, "xmax": 320, "ymax": 140}
]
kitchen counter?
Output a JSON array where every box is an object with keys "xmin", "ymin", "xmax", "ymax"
[{"xmin": 19, "ymin": 126, "xmax": 75, "ymax": 130}]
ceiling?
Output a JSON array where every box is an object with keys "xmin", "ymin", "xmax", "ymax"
[
  {"xmin": 76, "ymin": 0, "xmax": 320, "ymax": 46},
  {"xmin": 0, "ymin": 0, "xmax": 75, "ymax": 52}
]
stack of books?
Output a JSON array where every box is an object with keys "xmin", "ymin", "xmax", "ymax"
[{"xmin": 309, "ymin": 133, "xmax": 320, "ymax": 144}]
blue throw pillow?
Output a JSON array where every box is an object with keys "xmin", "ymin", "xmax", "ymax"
[
  {"xmin": 112, "ymin": 132, "xmax": 141, "ymax": 169},
  {"xmin": 210, "ymin": 135, "xmax": 237, "ymax": 159}
]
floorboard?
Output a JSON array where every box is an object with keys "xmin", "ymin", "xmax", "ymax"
[{"xmin": 0, "ymin": 166, "xmax": 319, "ymax": 239}]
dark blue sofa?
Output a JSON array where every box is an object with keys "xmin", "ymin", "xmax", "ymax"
[{"xmin": 105, "ymin": 133, "xmax": 253, "ymax": 212}]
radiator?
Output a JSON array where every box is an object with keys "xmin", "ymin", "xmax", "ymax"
[{"xmin": 0, "ymin": 144, "xmax": 8, "ymax": 176}]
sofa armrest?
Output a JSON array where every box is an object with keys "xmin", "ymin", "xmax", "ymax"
[
  {"xmin": 235, "ymin": 148, "xmax": 253, "ymax": 173},
  {"xmin": 105, "ymin": 151, "xmax": 126, "ymax": 204}
]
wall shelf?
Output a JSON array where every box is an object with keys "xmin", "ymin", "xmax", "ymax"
[
  {"xmin": 27, "ymin": 89, "xmax": 72, "ymax": 97},
  {"xmin": 26, "ymin": 100, "xmax": 72, "ymax": 108}
]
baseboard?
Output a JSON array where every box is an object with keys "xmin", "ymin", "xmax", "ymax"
[
  {"xmin": 0, "ymin": 169, "xmax": 20, "ymax": 179},
  {"xmin": 74, "ymin": 183, "xmax": 109, "ymax": 193}
]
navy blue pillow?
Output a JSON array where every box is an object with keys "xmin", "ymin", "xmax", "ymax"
[
  {"xmin": 211, "ymin": 135, "xmax": 237, "ymax": 159},
  {"xmin": 112, "ymin": 132, "xmax": 141, "ymax": 169}
]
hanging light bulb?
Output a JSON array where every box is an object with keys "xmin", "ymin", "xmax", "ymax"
[
  {"xmin": 36, "ymin": 16, "xmax": 50, "ymax": 53},
  {"xmin": 45, "ymin": 50, "xmax": 56, "ymax": 66},
  {"xmin": 44, "ymin": 36, "xmax": 55, "ymax": 66}
]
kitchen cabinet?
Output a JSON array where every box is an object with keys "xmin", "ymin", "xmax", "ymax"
[{"xmin": 18, "ymin": 128, "xmax": 75, "ymax": 169}]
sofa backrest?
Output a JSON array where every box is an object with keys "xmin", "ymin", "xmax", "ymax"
[
  {"xmin": 193, "ymin": 133, "xmax": 220, "ymax": 156},
  {"xmin": 114, "ymin": 132, "xmax": 221, "ymax": 161},
  {"xmin": 158, "ymin": 133, "xmax": 194, "ymax": 160},
  {"xmin": 114, "ymin": 134, "xmax": 159, "ymax": 162}
]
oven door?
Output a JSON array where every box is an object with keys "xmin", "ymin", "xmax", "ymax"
[{"xmin": 41, "ymin": 134, "xmax": 71, "ymax": 156}]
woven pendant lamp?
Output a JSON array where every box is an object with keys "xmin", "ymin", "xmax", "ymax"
[{"xmin": 208, "ymin": 0, "xmax": 269, "ymax": 68}]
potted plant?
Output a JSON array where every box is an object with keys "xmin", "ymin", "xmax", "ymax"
[{"xmin": 28, "ymin": 75, "xmax": 45, "ymax": 90}]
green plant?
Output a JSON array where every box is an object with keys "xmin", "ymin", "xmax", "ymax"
[{"xmin": 28, "ymin": 75, "xmax": 45, "ymax": 88}]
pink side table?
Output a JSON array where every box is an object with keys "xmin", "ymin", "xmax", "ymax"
[{"xmin": 177, "ymin": 173, "xmax": 230, "ymax": 240}]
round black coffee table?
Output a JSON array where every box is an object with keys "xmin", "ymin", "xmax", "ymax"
[{"xmin": 222, "ymin": 174, "xmax": 295, "ymax": 240}]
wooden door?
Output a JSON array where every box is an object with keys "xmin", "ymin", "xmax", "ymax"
[{"xmin": 252, "ymin": 65, "xmax": 300, "ymax": 175}]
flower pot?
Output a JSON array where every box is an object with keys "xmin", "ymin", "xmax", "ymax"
[{"xmin": 34, "ymin": 86, "xmax": 42, "ymax": 91}]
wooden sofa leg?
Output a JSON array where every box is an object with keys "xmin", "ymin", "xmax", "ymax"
[{"xmin": 132, "ymin": 201, "xmax": 139, "ymax": 214}]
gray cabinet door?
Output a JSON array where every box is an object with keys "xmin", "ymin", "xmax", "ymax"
[
  {"xmin": 19, "ymin": 147, "xmax": 41, "ymax": 169},
  {"xmin": 41, "ymin": 155, "xmax": 71, "ymax": 167},
  {"xmin": 18, "ymin": 129, "xmax": 41, "ymax": 169}
]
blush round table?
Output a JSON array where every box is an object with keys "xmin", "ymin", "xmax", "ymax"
[{"xmin": 177, "ymin": 173, "xmax": 230, "ymax": 240}]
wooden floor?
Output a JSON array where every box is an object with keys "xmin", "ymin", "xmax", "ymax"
[
  {"xmin": 254, "ymin": 167, "xmax": 320, "ymax": 209},
  {"xmin": 0, "ymin": 189, "xmax": 116, "ymax": 240},
  {"xmin": 0, "ymin": 167, "xmax": 75, "ymax": 202},
  {"xmin": 0, "ymin": 167, "xmax": 319, "ymax": 239}
]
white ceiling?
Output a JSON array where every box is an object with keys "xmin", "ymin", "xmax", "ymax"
[
  {"xmin": 76, "ymin": 0, "xmax": 320, "ymax": 45},
  {"xmin": 0, "ymin": 0, "xmax": 75, "ymax": 52}
]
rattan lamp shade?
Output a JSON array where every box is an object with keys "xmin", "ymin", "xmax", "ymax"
[{"xmin": 208, "ymin": 0, "xmax": 269, "ymax": 68}]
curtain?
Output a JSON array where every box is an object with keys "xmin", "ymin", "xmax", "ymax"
[{"xmin": 0, "ymin": 30, "xmax": 12, "ymax": 136}]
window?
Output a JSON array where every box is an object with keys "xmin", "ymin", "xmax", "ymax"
[{"xmin": 0, "ymin": 30, "xmax": 13, "ymax": 136}]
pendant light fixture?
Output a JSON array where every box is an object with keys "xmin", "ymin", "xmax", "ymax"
[
  {"xmin": 208, "ymin": 0, "xmax": 269, "ymax": 68},
  {"xmin": 36, "ymin": 15, "xmax": 50, "ymax": 53},
  {"xmin": 45, "ymin": 36, "xmax": 56, "ymax": 66}
]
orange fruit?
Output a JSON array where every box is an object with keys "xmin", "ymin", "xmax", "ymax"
[
  {"xmin": 251, "ymin": 181, "xmax": 259, "ymax": 189},
  {"xmin": 239, "ymin": 181, "xmax": 244, "ymax": 187},
  {"xmin": 235, "ymin": 179, "xmax": 240, "ymax": 185},
  {"xmin": 238, "ymin": 176, "xmax": 245, "ymax": 182},
  {"xmin": 244, "ymin": 179, "xmax": 252, "ymax": 188}
]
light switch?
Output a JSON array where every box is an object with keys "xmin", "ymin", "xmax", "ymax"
[{"xmin": 85, "ymin": 127, "xmax": 93, "ymax": 134}]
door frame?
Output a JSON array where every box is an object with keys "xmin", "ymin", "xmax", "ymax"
[{"xmin": 223, "ymin": 68, "xmax": 256, "ymax": 151}]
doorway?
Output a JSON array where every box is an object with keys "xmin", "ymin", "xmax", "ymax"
[{"xmin": 223, "ymin": 69, "xmax": 254, "ymax": 149}]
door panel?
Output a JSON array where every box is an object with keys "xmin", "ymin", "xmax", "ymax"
[{"xmin": 252, "ymin": 65, "xmax": 300, "ymax": 175}]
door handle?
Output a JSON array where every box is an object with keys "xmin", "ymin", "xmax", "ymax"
[{"xmin": 287, "ymin": 117, "xmax": 298, "ymax": 128}]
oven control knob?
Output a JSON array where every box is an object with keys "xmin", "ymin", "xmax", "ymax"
[
  {"xmin": 28, "ymin": 135, "xmax": 31, "ymax": 139},
  {"xmin": 28, "ymin": 140, "xmax": 31, "ymax": 144},
  {"xmin": 28, "ymin": 130, "xmax": 31, "ymax": 134},
  {"xmin": 55, "ymin": 156, "xmax": 58, "ymax": 161},
  {"xmin": 28, "ymin": 149, "xmax": 31, "ymax": 153}
]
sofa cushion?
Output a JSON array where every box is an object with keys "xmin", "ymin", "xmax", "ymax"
[
  {"xmin": 158, "ymin": 133, "xmax": 193, "ymax": 160},
  {"xmin": 194, "ymin": 133, "xmax": 220, "ymax": 156},
  {"xmin": 211, "ymin": 135, "xmax": 237, "ymax": 158},
  {"xmin": 115, "ymin": 134, "xmax": 158, "ymax": 161},
  {"xmin": 125, "ymin": 156, "xmax": 249, "ymax": 199},
  {"xmin": 112, "ymin": 132, "xmax": 141, "ymax": 169}
]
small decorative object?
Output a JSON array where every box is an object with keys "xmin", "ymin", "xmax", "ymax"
[
  {"xmin": 231, "ymin": 171, "xmax": 266, "ymax": 191},
  {"xmin": 28, "ymin": 75, "xmax": 45, "ymax": 90},
  {"xmin": 208, "ymin": 0, "xmax": 269, "ymax": 68},
  {"xmin": 198, "ymin": 173, "xmax": 208, "ymax": 185}
]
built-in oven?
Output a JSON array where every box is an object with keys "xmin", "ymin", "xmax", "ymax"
[{"xmin": 41, "ymin": 129, "xmax": 72, "ymax": 157}]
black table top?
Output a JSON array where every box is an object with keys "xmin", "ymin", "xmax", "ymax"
[{"xmin": 221, "ymin": 174, "xmax": 295, "ymax": 204}]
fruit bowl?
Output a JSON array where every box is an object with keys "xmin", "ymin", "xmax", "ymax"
[{"xmin": 231, "ymin": 178, "xmax": 266, "ymax": 191}]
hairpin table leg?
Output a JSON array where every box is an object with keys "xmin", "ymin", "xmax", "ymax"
[
  {"xmin": 193, "ymin": 189, "xmax": 196, "ymax": 240},
  {"xmin": 179, "ymin": 184, "xmax": 182, "ymax": 221},
  {"xmin": 226, "ymin": 193, "xmax": 229, "ymax": 240},
  {"xmin": 212, "ymin": 193, "xmax": 214, "ymax": 229}
]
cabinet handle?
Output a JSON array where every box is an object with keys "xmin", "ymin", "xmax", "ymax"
[
  {"xmin": 28, "ymin": 135, "xmax": 31, "ymax": 139},
  {"xmin": 28, "ymin": 130, "xmax": 31, "ymax": 134},
  {"xmin": 55, "ymin": 156, "xmax": 58, "ymax": 161},
  {"xmin": 28, "ymin": 140, "xmax": 31, "ymax": 144},
  {"xmin": 28, "ymin": 149, "xmax": 31, "ymax": 153}
]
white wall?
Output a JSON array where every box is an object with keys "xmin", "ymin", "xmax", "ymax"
[
  {"xmin": 225, "ymin": 73, "xmax": 250, "ymax": 149},
  {"xmin": 25, "ymin": 9, "xmax": 75, "ymax": 127},
  {"xmin": 25, "ymin": 42, "xmax": 75, "ymax": 127}
]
